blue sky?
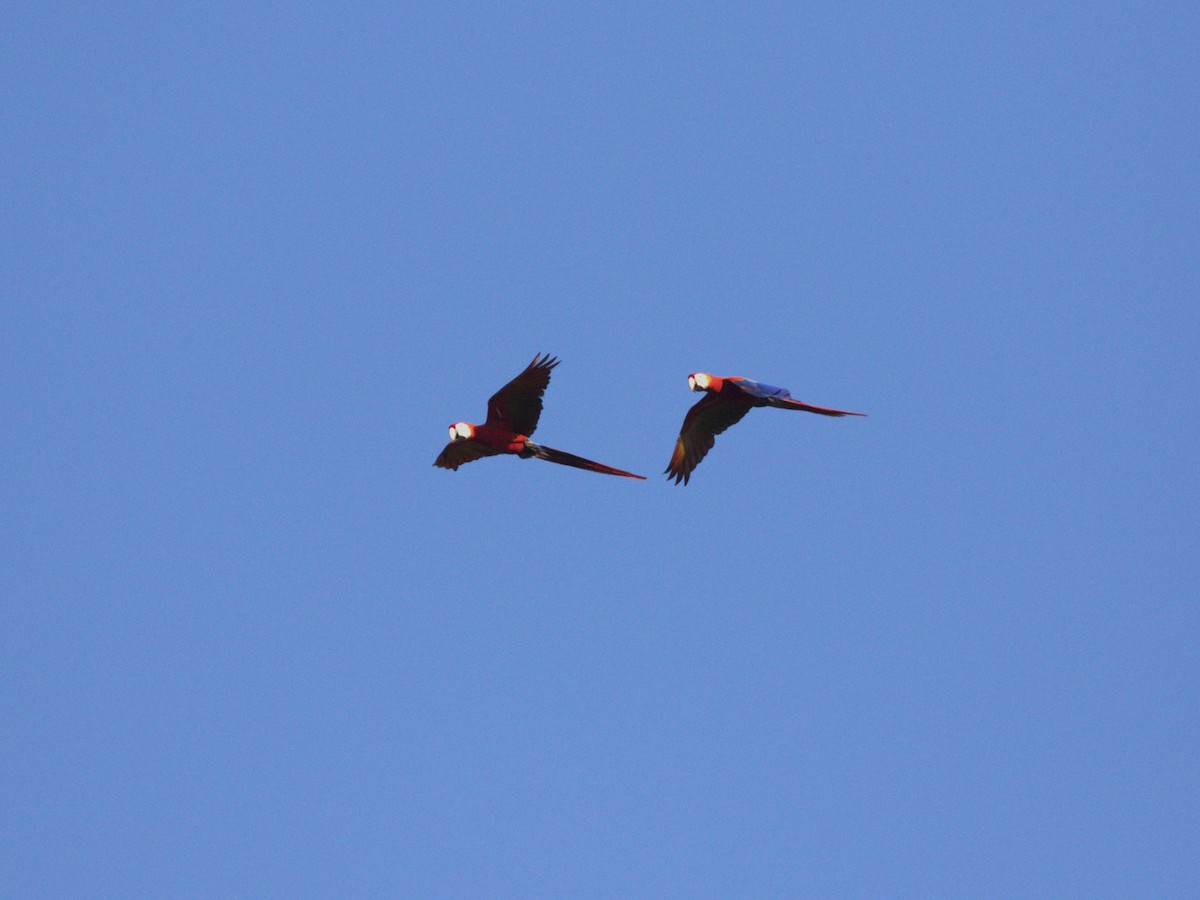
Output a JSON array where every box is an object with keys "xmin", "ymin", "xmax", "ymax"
[{"xmin": 3, "ymin": 3, "xmax": 1198, "ymax": 896}]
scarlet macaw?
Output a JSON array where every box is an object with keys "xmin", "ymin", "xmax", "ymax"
[
  {"xmin": 665, "ymin": 373, "xmax": 865, "ymax": 484},
  {"xmin": 435, "ymin": 353, "xmax": 646, "ymax": 479}
]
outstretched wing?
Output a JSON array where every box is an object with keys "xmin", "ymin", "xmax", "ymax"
[
  {"xmin": 664, "ymin": 393, "xmax": 751, "ymax": 485},
  {"xmin": 434, "ymin": 440, "xmax": 499, "ymax": 471},
  {"xmin": 485, "ymin": 353, "xmax": 559, "ymax": 435}
]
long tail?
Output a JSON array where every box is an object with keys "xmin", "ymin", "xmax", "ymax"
[
  {"xmin": 767, "ymin": 397, "xmax": 867, "ymax": 417},
  {"xmin": 527, "ymin": 442, "xmax": 646, "ymax": 479}
]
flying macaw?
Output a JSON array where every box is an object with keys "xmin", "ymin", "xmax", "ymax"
[
  {"xmin": 435, "ymin": 353, "xmax": 646, "ymax": 480},
  {"xmin": 665, "ymin": 372, "xmax": 865, "ymax": 484}
]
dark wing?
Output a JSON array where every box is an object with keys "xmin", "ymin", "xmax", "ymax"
[
  {"xmin": 434, "ymin": 440, "xmax": 499, "ymax": 471},
  {"xmin": 485, "ymin": 353, "xmax": 559, "ymax": 435},
  {"xmin": 664, "ymin": 393, "xmax": 751, "ymax": 485}
]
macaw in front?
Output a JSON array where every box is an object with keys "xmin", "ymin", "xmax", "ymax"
[
  {"xmin": 435, "ymin": 353, "xmax": 646, "ymax": 480},
  {"xmin": 665, "ymin": 372, "xmax": 865, "ymax": 484}
]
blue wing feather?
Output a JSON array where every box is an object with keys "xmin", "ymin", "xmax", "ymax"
[{"xmin": 733, "ymin": 378, "xmax": 791, "ymax": 400}]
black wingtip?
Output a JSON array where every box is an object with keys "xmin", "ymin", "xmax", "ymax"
[{"xmin": 662, "ymin": 467, "xmax": 689, "ymax": 486}]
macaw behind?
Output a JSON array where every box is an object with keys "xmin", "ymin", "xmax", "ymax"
[
  {"xmin": 665, "ymin": 372, "xmax": 865, "ymax": 484},
  {"xmin": 435, "ymin": 353, "xmax": 646, "ymax": 479}
]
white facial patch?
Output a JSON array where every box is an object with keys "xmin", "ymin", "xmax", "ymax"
[
  {"xmin": 694, "ymin": 373, "xmax": 711, "ymax": 390},
  {"xmin": 453, "ymin": 422, "xmax": 473, "ymax": 440}
]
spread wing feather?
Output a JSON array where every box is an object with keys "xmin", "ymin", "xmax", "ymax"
[
  {"xmin": 485, "ymin": 353, "xmax": 559, "ymax": 435},
  {"xmin": 664, "ymin": 394, "xmax": 751, "ymax": 485},
  {"xmin": 434, "ymin": 440, "xmax": 499, "ymax": 471}
]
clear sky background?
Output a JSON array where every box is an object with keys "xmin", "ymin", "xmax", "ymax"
[{"xmin": 3, "ymin": 3, "xmax": 1198, "ymax": 896}]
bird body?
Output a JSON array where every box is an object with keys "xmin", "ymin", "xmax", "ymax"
[
  {"xmin": 665, "ymin": 372, "xmax": 865, "ymax": 484},
  {"xmin": 456, "ymin": 422, "xmax": 528, "ymax": 455},
  {"xmin": 435, "ymin": 354, "xmax": 646, "ymax": 480}
]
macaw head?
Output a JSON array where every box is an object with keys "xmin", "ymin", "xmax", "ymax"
[
  {"xmin": 448, "ymin": 422, "xmax": 474, "ymax": 442},
  {"xmin": 688, "ymin": 372, "xmax": 715, "ymax": 392}
]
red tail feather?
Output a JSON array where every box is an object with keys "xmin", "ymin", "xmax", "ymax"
[
  {"xmin": 529, "ymin": 443, "xmax": 646, "ymax": 479},
  {"xmin": 771, "ymin": 398, "xmax": 866, "ymax": 417}
]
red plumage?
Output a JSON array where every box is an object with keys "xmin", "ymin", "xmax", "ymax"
[
  {"xmin": 435, "ymin": 354, "xmax": 645, "ymax": 480},
  {"xmin": 665, "ymin": 372, "xmax": 865, "ymax": 484}
]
